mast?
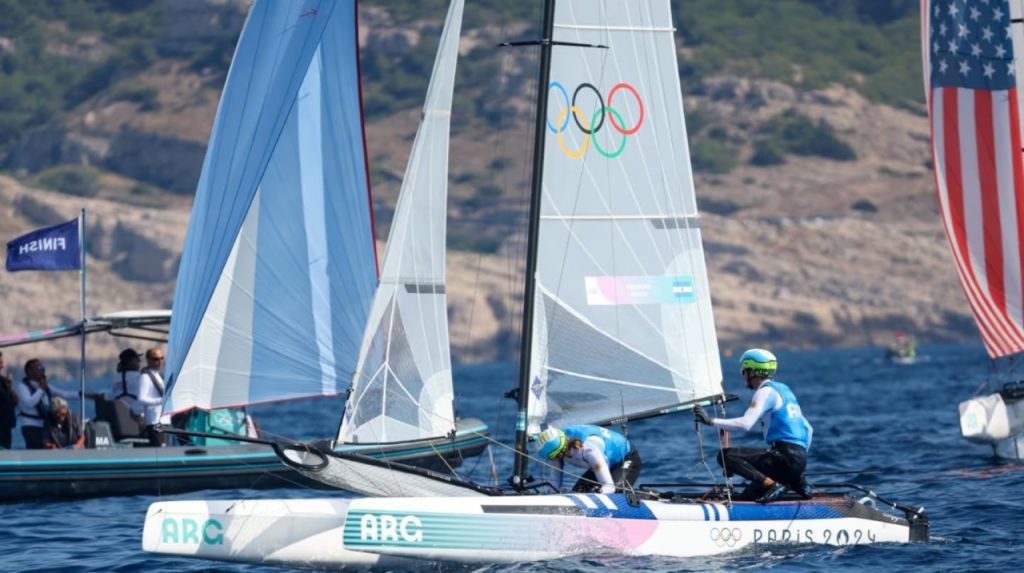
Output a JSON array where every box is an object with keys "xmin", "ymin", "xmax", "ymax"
[{"xmin": 510, "ymin": 0, "xmax": 556, "ymax": 490}]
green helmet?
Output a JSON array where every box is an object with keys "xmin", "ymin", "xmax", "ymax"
[
  {"xmin": 739, "ymin": 348, "xmax": 777, "ymax": 377},
  {"xmin": 537, "ymin": 428, "xmax": 568, "ymax": 459}
]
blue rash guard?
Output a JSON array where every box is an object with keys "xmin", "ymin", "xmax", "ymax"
[
  {"xmin": 554, "ymin": 425, "xmax": 633, "ymax": 493},
  {"xmin": 712, "ymin": 379, "xmax": 813, "ymax": 450}
]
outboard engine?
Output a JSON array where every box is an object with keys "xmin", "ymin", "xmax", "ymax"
[{"xmin": 86, "ymin": 420, "xmax": 116, "ymax": 449}]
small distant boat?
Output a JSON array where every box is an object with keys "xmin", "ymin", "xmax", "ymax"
[
  {"xmin": 884, "ymin": 331, "xmax": 917, "ymax": 365},
  {"xmin": 922, "ymin": 0, "xmax": 1024, "ymax": 460},
  {"xmin": 0, "ymin": 311, "xmax": 487, "ymax": 501}
]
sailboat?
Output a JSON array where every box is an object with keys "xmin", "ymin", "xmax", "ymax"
[
  {"xmin": 154, "ymin": 0, "xmax": 485, "ymax": 474},
  {"xmin": 922, "ymin": 0, "xmax": 1024, "ymax": 460},
  {"xmin": 141, "ymin": 0, "xmax": 927, "ymax": 566}
]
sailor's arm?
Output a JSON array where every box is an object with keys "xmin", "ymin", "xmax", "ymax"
[
  {"xmin": 712, "ymin": 387, "xmax": 776, "ymax": 432},
  {"xmin": 45, "ymin": 383, "xmax": 79, "ymax": 400},
  {"xmin": 15, "ymin": 383, "xmax": 44, "ymax": 408},
  {"xmin": 553, "ymin": 458, "xmax": 566, "ymax": 491},
  {"xmin": 582, "ymin": 448, "xmax": 615, "ymax": 493}
]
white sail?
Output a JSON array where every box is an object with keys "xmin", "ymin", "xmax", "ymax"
[
  {"xmin": 164, "ymin": 1, "xmax": 379, "ymax": 414},
  {"xmin": 527, "ymin": 0, "xmax": 723, "ymax": 432},
  {"xmin": 339, "ymin": 0, "xmax": 465, "ymax": 444}
]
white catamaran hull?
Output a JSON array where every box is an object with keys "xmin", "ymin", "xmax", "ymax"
[
  {"xmin": 143, "ymin": 493, "xmax": 920, "ymax": 567},
  {"xmin": 960, "ymin": 392, "xmax": 1024, "ymax": 460}
]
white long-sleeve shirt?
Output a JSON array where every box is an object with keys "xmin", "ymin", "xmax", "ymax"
[
  {"xmin": 712, "ymin": 385, "xmax": 813, "ymax": 449},
  {"xmin": 131, "ymin": 368, "xmax": 165, "ymax": 426},
  {"xmin": 14, "ymin": 379, "xmax": 77, "ymax": 428},
  {"xmin": 713, "ymin": 385, "xmax": 781, "ymax": 436}
]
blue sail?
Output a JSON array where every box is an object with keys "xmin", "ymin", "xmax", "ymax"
[{"xmin": 165, "ymin": 0, "xmax": 378, "ymax": 413}]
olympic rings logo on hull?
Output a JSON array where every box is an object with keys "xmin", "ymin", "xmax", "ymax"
[
  {"xmin": 547, "ymin": 81, "xmax": 645, "ymax": 159},
  {"xmin": 709, "ymin": 527, "xmax": 742, "ymax": 548}
]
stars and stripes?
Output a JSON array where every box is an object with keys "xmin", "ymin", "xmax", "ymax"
[{"xmin": 923, "ymin": 0, "xmax": 1024, "ymax": 357}]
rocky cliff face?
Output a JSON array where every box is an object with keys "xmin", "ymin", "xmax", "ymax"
[{"xmin": 0, "ymin": 1, "xmax": 979, "ymax": 381}]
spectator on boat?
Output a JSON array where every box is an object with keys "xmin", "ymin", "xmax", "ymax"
[
  {"xmin": 43, "ymin": 396, "xmax": 84, "ymax": 449},
  {"xmin": 110, "ymin": 348, "xmax": 142, "ymax": 412},
  {"xmin": 536, "ymin": 424, "xmax": 641, "ymax": 494},
  {"xmin": 694, "ymin": 348, "xmax": 813, "ymax": 503},
  {"xmin": 14, "ymin": 358, "xmax": 80, "ymax": 449},
  {"xmin": 0, "ymin": 351, "xmax": 17, "ymax": 449},
  {"xmin": 132, "ymin": 347, "xmax": 167, "ymax": 446}
]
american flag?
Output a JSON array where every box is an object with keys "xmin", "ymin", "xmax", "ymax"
[{"xmin": 923, "ymin": 0, "xmax": 1024, "ymax": 357}]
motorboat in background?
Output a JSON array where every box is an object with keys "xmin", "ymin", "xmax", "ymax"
[{"xmin": 0, "ymin": 310, "xmax": 487, "ymax": 501}]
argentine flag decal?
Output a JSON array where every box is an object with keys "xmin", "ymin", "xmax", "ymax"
[{"xmin": 672, "ymin": 278, "xmax": 695, "ymax": 302}]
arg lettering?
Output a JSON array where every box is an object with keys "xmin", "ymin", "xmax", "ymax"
[
  {"xmin": 161, "ymin": 517, "xmax": 224, "ymax": 545},
  {"xmin": 359, "ymin": 513, "xmax": 423, "ymax": 543}
]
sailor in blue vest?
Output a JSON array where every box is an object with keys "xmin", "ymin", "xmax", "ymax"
[
  {"xmin": 694, "ymin": 348, "xmax": 813, "ymax": 502},
  {"xmin": 536, "ymin": 425, "xmax": 641, "ymax": 494}
]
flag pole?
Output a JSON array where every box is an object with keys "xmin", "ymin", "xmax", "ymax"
[{"xmin": 79, "ymin": 208, "xmax": 87, "ymax": 431}]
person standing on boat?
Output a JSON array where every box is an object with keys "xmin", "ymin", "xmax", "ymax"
[
  {"xmin": 132, "ymin": 348, "xmax": 167, "ymax": 447},
  {"xmin": 536, "ymin": 425, "xmax": 641, "ymax": 494},
  {"xmin": 42, "ymin": 396, "xmax": 84, "ymax": 449},
  {"xmin": 14, "ymin": 358, "xmax": 80, "ymax": 449},
  {"xmin": 109, "ymin": 348, "xmax": 142, "ymax": 416},
  {"xmin": 0, "ymin": 351, "xmax": 17, "ymax": 449},
  {"xmin": 694, "ymin": 348, "xmax": 813, "ymax": 502}
]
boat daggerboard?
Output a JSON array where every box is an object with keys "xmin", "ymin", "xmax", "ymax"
[
  {"xmin": 164, "ymin": 0, "xmax": 378, "ymax": 414},
  {"xmin": 339, "ymin": 0, "xmax": 465, "ymax": 444},
  {"xmin": 922, "ymin": 0, "xmax": 1024, "ymax": 359},
  {"xmin": 527, "ymin": 0, "xmax": 724, "ymax": 433}
]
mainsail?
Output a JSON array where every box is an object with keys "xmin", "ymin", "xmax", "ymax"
[
  {"xmin": 526, "ymin": 0, "xmax": 723, "ymax": 432},
  {"xmin": 165, "ymin": 1, "xmax": 378, "ymax": 413},
  {"xmin": 922, "ymin": 0, "xmax": 1024, "ymax": 358},
  {"xmin": 339, "ymin": 0, "xmax": 464, "ymax": 445}
]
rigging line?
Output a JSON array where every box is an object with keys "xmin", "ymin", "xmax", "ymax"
[
  {"xmin": 636, "ymin": 0, "xmax": 720, "ymax": 389},
  {"xmin": 463, "ymin": 14, "xmax": 515, "ymax": 356},
  {"xmin": 578, "ymin": 11, "xmax": 678, "ymax": 280},
  {"xmin": 510, "ymin": 43, "xmax": 540, "ymax": 354},
  {"xmin": 542, "ymin": 0, "xmax": 609, "ymax": 351},
  {"xmin": 538, "ymin": 284, "xmax": 699, "ymax": 384}
]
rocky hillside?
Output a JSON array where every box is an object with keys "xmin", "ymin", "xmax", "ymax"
[{"xmin": 0, "ymin": 1, "xmax": 977, "ymax": 380}]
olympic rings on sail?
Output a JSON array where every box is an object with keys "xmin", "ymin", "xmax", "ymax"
[{"xmin": 547, "ymin": 81, "xmax": 645, "ymax": 159}]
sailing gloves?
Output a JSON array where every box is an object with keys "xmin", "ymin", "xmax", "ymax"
[{"xmin": 693, "ymin": 405, "xmax": 713, "ymax": 426}]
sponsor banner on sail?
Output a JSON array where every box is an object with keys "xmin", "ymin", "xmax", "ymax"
[{"xmin": 585, "ymin": 276, "xmax": 695, "ymax": 306}]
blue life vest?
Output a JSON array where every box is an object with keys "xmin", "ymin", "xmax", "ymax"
[
  {"xmin": 563, "ymin": 425, "xmax": 631, "ymax": 465},
  {"xmin": 762, "ymin": 380, "xmax": 812, "ymax": 450}
]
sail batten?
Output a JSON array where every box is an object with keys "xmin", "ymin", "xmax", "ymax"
[{"xmin": 527, "ymin": 0, "xmax": 723, "ymax": 433}]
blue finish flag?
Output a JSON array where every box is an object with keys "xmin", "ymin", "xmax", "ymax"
[{"xmin": 5, "ymin": 218, "xmax": 81, "ymax": 272}]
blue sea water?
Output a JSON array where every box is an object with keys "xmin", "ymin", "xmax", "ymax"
[{"xmin": 2, "ymin": 342, "xmax": 1022, "ymax": 572}]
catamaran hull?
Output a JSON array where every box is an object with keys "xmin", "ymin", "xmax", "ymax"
[
  {"xmin": 959, "ymin": 392, "xmax": 1024, "ymax": 460},
  {"xmin": 0, "ymin": 418, "xmax": 488, "ymax": 502},
  {"xmin": 143, "ymin": 493, "xmax": 923, "ymax": 567}
]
